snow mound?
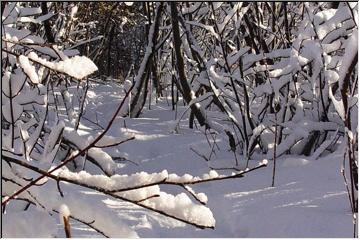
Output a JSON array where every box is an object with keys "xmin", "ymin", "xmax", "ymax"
[{"xmin": 143, "ymin": 192, "xmax": 216, "ymax": 228}]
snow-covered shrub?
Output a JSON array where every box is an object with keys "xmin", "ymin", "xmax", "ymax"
[
  {"xmin": 2, "ymin": 3, "xmax": 269, "ymax": 237},
  {"xmin": 153, "ymin": 1, "xmax": 357, "ymax": 215},
  {"xmin": 145, "ymin": 2, "xmax": 357, "ymax": 167}
]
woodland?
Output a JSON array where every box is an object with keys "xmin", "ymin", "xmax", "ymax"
[{"xmin": 1, "ymin": 2, "xmax": 358, "ymax": 238}]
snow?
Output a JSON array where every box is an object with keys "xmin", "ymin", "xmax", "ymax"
[
  {"xmin": 79, "ymin": 84, "xmax": 353, "ymax": 235},
  {"xmin": 63, "ymin": 128, "xmax": 117, "ymax": 176},
  {"xmin": 10, "ymin": 69, "xmax": 27, "ymax": 96},
  {"xmin": 186, "ymin": 21, "xmax": 220, "ymax": 41},
  {"xmin": 27, "ymin": 53, "xmax": 98, "ymax": 80},
  {"xmin": 70, "ymin": 5, "xmax": 78, "ymax": 19},
  {"xmin": 59, "ymin": 204, "xmax": 71, "ymax": 220},
  {"xmin": 310, "ymin": 130, "xmax": 339, "ymax": 160},
  {"xmin": 18, "ymin": 55, "xmax": 39, "ymax": 84},
  {"xmin": 227, "ymin": 47, "xmax": 250, "ymax": 66},
  {"xmin": 3, "ymin": 209, "xmax": 57, "ymax": 237},
  {"xmin": 209, "ymin": 170, "xmax": 219, "ymax": 178},
  {"xmin": 262, "ymin": 159, "xmax": 269, "ymax": 165},
  {"xmin": 338, "ymin": 29, "xmax": 358, "ymax": 91},
  {"xmin": 3, "ymin": 26, "xmax": 45, "ymax": 44},
  {"xmin": 29, "ymin": 181, "xmax": 140, "ymax": 238},
  {"xmin": 34, "ymin": 12, "xmax": 55, "ymax": 23},
  {"xmin": 2, "ymin": 101, "xmax": 23, "ymax": 123},
  {"xmin": 314, "ymin": 8, "xmax": 337, "ymax": 26},
  {"xmin": 19, "ymin": 7, "xmax": 42, "ymax": 17},
  {"xmin": 217, "ymin": 3, "xmax": 242, "ymax": 33},
  {"xmin": 24, "ymin": 108, "xmax": 47, "ymax": 159},
  {"xmin": 13, "ymin": 87, "xmax": 47, "ymax": 105},
  {"xmin": 57, "ymin": 169, "xmax": 168, "ymax": 191},
  {"xmin": 181, "ymin": 2, "xmax": 202, "ymax": 15},
  {"xmin": 2, "ymin": 71, "xmax": 12, "ymax": 96},
  {"xmin": 42, "ymin": 121, "xmax": 65, "ymax": 163},
  {"xmin": 142, "ymin": 192, "xmax": 216, "ymax": 228},
  {"xmin": 168, "ymin": 173, "xmax": 196, "ymax": 183},
  {"xmin": 113, "ymin": 107, "xmax": 350, "ymax": 237},
  {"xmin": 328, "ymin": 86, "xmax": 345, "ymax": 120},
  {"xmin": 196, "ymin": 193, "xmax": 208, "ymax": 204},
  {"xmin": 2, "ymin": 3, "xmax": 357, "ymax": 238},
  {"xmin": 93, "ymin": 134, "xmax": 134, "ymax": 148},
  {"xmin": 317, "ymin": 6, "xmax": 352, "ymax": 40},
  {"xmin": 184, "ymin": 185, "xmax": 208, "ymax": 204},
  {"xmin": 2, "ymin": 83, "xmax": 355, "ymax": 237},
  {"xmin": 67, "ymin": 36, "xmax": 103, "ymax": 50},
  {"xmin": 282, "ymin": 157, "xmax": 310, "ymax": 167},
  {"xmin": 18, "ymin": 122, "xmax": 30, "ymax": 142}
]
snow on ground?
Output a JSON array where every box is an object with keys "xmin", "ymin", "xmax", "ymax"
[{"xmin": 59, "ymin": 83, "xmax": 353, "ymax": 237}]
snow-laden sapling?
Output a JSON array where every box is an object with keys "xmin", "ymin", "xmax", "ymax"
[{"xmin": 2, "ymin": 3, "xmax": 269, "ymax": 237}]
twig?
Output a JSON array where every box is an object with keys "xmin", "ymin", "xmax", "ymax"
[
  {"xmin": 94, "ymin": 136, "xmax": 135, "ymax": 148},
  {"xmin": 272, "ymin": 111, "xmax": 278, "ymax": 187},
  {"xmin": 81, "ymin": 115, "xmax": 104, "ymax": 130},
  {"xmin": 75, "ymin": 79, "xmax": 89, "ymax": 130},
  {"xmin": 2, "ymin": 176, "xmax": 47, "ymax": 210},
  {"xmin": 181, "ymin": 185, "xmax": 207, "ymax": 205},
  {"xmin": 2, "ymin": 83, "xmax": 135, "ymax": 206},
  {"xmin": 57, "ymin": 179, "xmax": 64, "ymax": 197},
  {"xmin": 342, "ymin": 151, "xmax": 354, "ymax": 213},
  {"xmin": 4, "ymin": 154, "xmax": 267, "ymax": 229},
  {"xmin": 112, "ymin": 156, "xmax": 139, "ymax": 166},
  {"xmin": 135, "ymin": 194, "xmax": 160, "ymax": 203},
  {"xmin": 209, "ymin": 166, "xmax": 242, "ymax": 171},
  {"xmin": 190, "ymin": 146, "xmax": 209, "ymax": 162},
  {"xmin": 52, "ymin": 209, "xmax": 110, "ymax": 238}
]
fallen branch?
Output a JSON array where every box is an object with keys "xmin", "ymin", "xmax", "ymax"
[{"xmin": 3, "ymin": 154, "xmax": 267, "ymax": 229}]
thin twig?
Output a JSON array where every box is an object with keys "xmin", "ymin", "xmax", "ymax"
[
  {"xmin": 2, "ymin": 83, "xmax": 135, "ymax": 206},
  {"xmin": 181, "ymin": 185, "xmax": 207, "ymax": 205},
  {"xmin": 94, "ymin": 136, "xmax": 135, "ymax": 148},
  {"xmin": 52, "ymin": 209, "xmax": 110, "ymax": 238},
  {"xmin": 4, "ymin": 154, "xmax": 266, "ymax": 229},
  {"xmin": 135, "ymin": 194, "xmax": 160, "ymax": 203},
  {"xmin": 190, "ymin": 146, "xmax": 209, "ymax": 162}
]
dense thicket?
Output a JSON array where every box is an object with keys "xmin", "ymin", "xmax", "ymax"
[{"xmin": 1, "ymin": 2, "xmax": 358, "ymax": 237}]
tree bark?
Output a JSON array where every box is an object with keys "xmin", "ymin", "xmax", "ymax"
[
  {"xmin": 41, "ymin": 2, "xmax": 55, "ymax": 43},
  {"xmin": 107, "ymin": 24, "xmax": 115, "ymax": 77},
  {"xmin": 128, "ymin": 3, "xmax": 163, "ymax": 117},
  {"xmin": 170, "ymin": 2, "xmax": 206, "ymax": 126}
]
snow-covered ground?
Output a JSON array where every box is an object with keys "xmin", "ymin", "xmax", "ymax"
[{"xmin": 54, "ymin": 83, "xmax": 353, "ymax": 238}]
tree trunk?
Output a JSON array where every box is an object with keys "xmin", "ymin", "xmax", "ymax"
[
  {"xmin": 170, "ymin": 2, "xmax": 206, "ymax": 127},
  {"xmin": 107, "ymin": 24, "xmax": 115, "ymax": 77},
  {"xmin": 127, "ymin": 3, "xmax": 163, "ymax": 118},
  {"xmin": 41, "ymin": 2, "xmax": 55, "ymax": 43}
]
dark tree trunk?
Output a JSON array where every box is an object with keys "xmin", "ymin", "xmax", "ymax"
[
  {"xmin": 41, "ymin": 2, "xmax": 55, "ymax": 43},
  {"xmin": 107, "ymin": 24, "xmax": 115, "ymax": 77},
  {"xmin": 128, "ymin": 3, "xmax": 163, "ymax": 117},
  {"xmin": 170, "ymin": 2, "xmax": 206, "ymax": 127}
]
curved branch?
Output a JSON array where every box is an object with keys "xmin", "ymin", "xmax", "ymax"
[{"xmin": 2, "ymin": 82, "xmax": 135, "ymax": 206}]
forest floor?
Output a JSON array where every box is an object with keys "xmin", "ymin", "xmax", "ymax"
[{"xmin": 62, "ymin": 82, "xmax": 353, "ymax": 237}]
